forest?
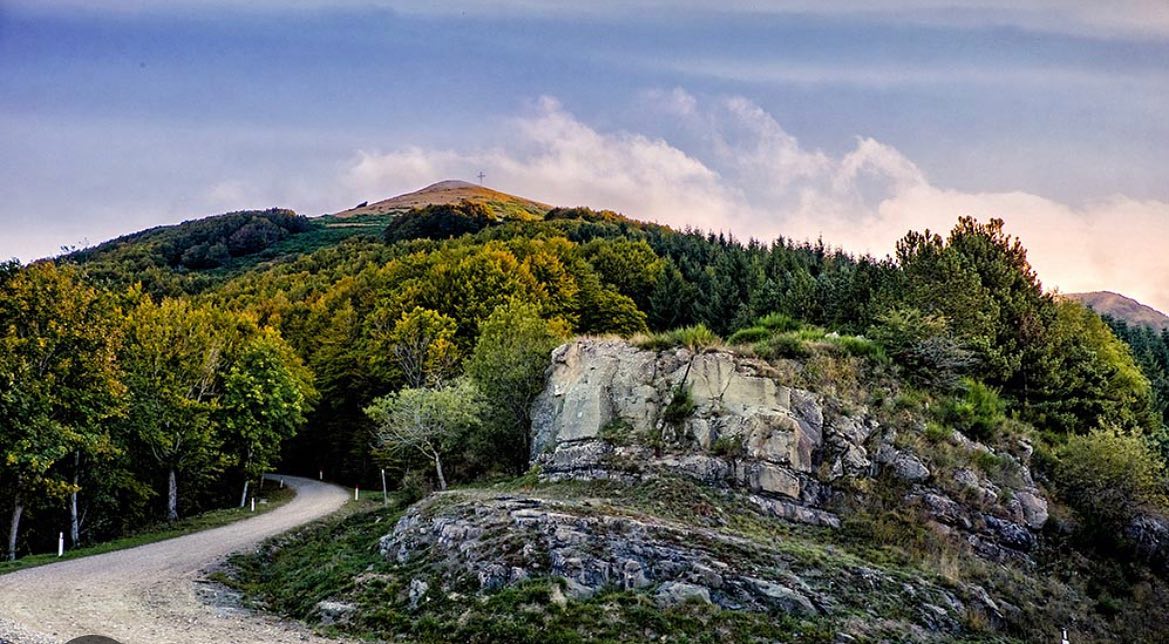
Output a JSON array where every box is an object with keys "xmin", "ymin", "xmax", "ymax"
[{"xmin": 2, "ymin": 200, "xmax": 1167, "ymax": 565}]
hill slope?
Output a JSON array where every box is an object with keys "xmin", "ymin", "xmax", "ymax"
[
  {"xmin": 335, "ymin": 179, "xmax": 551, "ymax": 219},
  {"xmin": 1067, "ymin": 291, "xmax": 1169, "ymax": 330}
]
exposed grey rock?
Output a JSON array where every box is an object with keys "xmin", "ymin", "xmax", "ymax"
[
  {"xmin": 746, "ymin": 577, "xmax": 818, "ymax": 616},
  {"xmin": 1125, "ymin": 513, "xmax": 1169, "ymax": 571},
  {"xmin": 1015, "ymin": 491, "xmax": 1049, "ymax": 529},
  {"xmin": 314, "ymin": 600, "xmax": 356, "ymax": 625},
  {"xmin": 408, "ymin": 578, "xmax": 429, "ymax": 609},
  {"xmin": 891, "ymin": 453, "xmax": 931, "ymax": 482},
  {"xmin": 655, "ymin": 581, "xmax": 712, "ymax": 607},
  {"xmin": 529, "ymin": 338, "xmax": 1049, "ymax": 564}
]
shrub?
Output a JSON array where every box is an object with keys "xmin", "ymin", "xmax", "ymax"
[
  {"xmin": 753, "ymin": 333, "xmax": 811, "ymax": 359},
  {"xmin": 635, "ymin": 325, "xmax": 721, "ymax": 352},
  {"xmin": 756, "ymin": 312, "xmax": 800, "ymax": 332},
  {"xmin": 670, "ymin": 324, "xmax": 720, "ymax": 352},
  {"xmin": 662, "ymin": 386, "xmax": 696, "ymax": 425},
  {"xmin": 711, "ymin": 434, "xmax": 742, "ymax": 457},
  {"xmin": 1055, "ymin": 429, "xmax": 1167, "ymax": 537},
  {"xmin": 599, "ymin": 419, "xmax": 635, "ymax": 446},
  {"xmin": 942, "ymin": 378, "xmax": 1006, "ymax": 441},
  {"xmin": 869, "ymin": 307, "xmax": 975, "ymax": 390},
  {"xmin": 726, "ymin": 325, "xmax": 770, "ymax": 345},
  {"xmin": 827, "ymin": 335, "xmax": 888, "ymax": 363}
]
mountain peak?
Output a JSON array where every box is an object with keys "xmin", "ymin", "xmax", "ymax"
[
  {"xmin": 1065, "ymin": 291, "xmax": 1169, "ymax": 330},
  {"xmin": 334, "ymin": 179, "xmax": 551, "ymax": 218}
]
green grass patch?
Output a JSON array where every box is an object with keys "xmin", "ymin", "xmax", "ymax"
[{"xmin": 0, "ymin": 481, "xmax": 294, "ymax": 576}]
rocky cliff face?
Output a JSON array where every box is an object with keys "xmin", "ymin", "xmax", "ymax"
[
  {"xmin": 380, "ymin": 338, "xmax": 1056, "ymax": 638},
  {"xmin": 529, "ymin": 339, "xmax": 1046, "ymax": 558}
]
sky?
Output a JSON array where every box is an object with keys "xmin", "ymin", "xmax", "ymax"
[{"xmin": 2, "ymin": 1, "xmax": 1169, "ymax": 310}]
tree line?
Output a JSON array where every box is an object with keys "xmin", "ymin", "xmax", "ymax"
[
  {"xmin": 0, "ymin": 261, "xmax": 312, "ymax": 560},
  {"xmin": 9, "ymin": 200, "xmax": 1164, "ymax": 560}
]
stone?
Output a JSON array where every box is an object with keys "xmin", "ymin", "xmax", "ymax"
[
  {"xmin": 408, "ymin": 578, "xmax": 429, "ymax": 609},
  {"xmin": 654, "ymin": 581, "xmax": 712, "ymax": 607},
  {"xmin": 315, "ymin": 600, "xmax": 356, "ymax": 625},
  {"xmin": 891, "ymin": 453, "xmax": 931, "ymax": 482},
  {"xmin": 737, "ymin": 461, "xmax": 801, "ymax": 499},
  {"xmin": 746, "ymin": 577, "xmax": 818, "ymax": 616},
  {"xmin": 1015, "ymin": 491, "xmax": 1049, "ymax": 530}
]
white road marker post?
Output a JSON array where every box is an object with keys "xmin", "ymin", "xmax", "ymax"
[
  {"xmin": 250, "ymin": 497, "xmax": 256, "ymax": 513},
  {"xmin": 319, "ymin": 469, "xmax": 323, "ymax": 481},
  {"xmin": 58, "ymin": 532, "xmax": 64, "ymax": 557},
  {"xmin": 381, "ymin": 468, "xmax": 388, "ymax": 506},
  {"xmin": 354, "ymin": 486, "xmax": 359, "ymax": 501},
  {"xmin": 279, "ymin": 478, "xmax": 284, "ymax": 489}
]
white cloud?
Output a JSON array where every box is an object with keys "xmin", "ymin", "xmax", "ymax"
[{"xmin": 341, "ymin": 91, "xmax": 1169, "ymax": 313}]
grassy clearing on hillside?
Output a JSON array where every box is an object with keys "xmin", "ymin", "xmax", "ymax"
[{"xmin": 0, "ymin": 482, "xmax": 294, "ymax": 576}]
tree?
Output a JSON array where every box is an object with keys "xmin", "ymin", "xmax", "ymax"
[
  {"xmin": 0, "ymin": 263, "xmax": 124, "ymax": 560},
  {"xmin": 220, "ymin": 330, "xmax": 315, "ymax": 505},
  {"xmin": 366, "ymin": 380, "xmax": 481, "ymax": 491},
  {"xmin": 120, "ymin": 298, "xmax": 243, "ymax": 521},
  {"xmin": 369, "ymin": 306, "xmax": 458, "ymax": 388},
  {"xmin": 465, "ymin": 301, "xmax": 569, "ymax": 473},
  {"xmin": 1056, "ymin": 429, "xmax": 1167, "ymax": 538}
]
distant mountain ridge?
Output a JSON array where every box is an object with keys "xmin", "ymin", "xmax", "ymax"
[
  {"xmin": 335, "ymin": 179, "xmax": 551, "ymax": 219},
  {"xmin": 1066, "ymin": 291, "xmax": 1169, "ymax": 330}
]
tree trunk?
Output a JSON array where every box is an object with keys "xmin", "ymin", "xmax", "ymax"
[
  {"xmin": 239, "ymin": 479, "xmax": 250, "ymax": 508},
  {"xmin": 70, "ymin": 450, "xmax": 81, "ymax": 547},
  {"xmin": 434, "ymin": 456, "xmax": 448, "ymax": 491},
  {"xmin": 167, "ymin": 469, "xmax": 178, "ymax": 521},
  {"xmin": 8, "ymin": 493, "xmax": 24, "ymax": 562}
]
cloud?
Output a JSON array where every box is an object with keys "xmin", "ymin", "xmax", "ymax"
[{"xmin": 342, "ymin": 91, "xmax": 1169, "ymax": 313}]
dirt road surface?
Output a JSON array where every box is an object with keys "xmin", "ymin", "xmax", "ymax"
[{"xmin": 0, "ymin": 475, "xmax": 349, "ymax": 644}]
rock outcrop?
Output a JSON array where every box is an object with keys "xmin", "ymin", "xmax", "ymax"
[
  {"xmin": 529, "ymin": 339, "xmax": 1047, "ymax": 559},
  {"xmin": 378, "ymin": 338, "xmax": 1054, "ymax": 637}
]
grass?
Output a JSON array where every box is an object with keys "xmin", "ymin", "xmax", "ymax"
[{"xmin": 0, "ymin": 480, "xmax": 294, "ymax": 576}]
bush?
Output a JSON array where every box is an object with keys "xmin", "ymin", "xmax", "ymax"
[
  {"xmin": 1055, "ymin": 429, "xmax": 1167, "ymax": 536},
  {"xmin": 753, "ymin": 333, "xmax": 811, "ymax": 359},
  {"xmin": 727, "ymin": 325, "xmax": 770, "ymax": 345},
  {"xmin": 635, "ymin": 324, "xmax": 721, "ymax": 352},
  {"xmin": 756, "ymin": 312, "xmax": 800, "ymax": 332},
  {"xmin": 942, "ymin": 378, "xmax": 1006, "ymax": 441},
  {"xmin": 827, "ymin": 335, "xmax": 888, "ymax": 363},
  {"xmin": 869, "ymin": 307, "xmax": 975, "ymax": 390},
  {"xmin": 662, "ymin": 386, "xmax": 696, "ymax": 425}
]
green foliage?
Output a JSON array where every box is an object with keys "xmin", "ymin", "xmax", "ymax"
[
  {"xmin": 726, "ymin": 325, "xmax": 770, "ymax": 345},
  {"xmin": 220, "ymin": 331, "xmax": 315, "ymax": 480},
  {"xmin": 383, "ymin": 202, "xmax": 499, "ymax": 244},
  {"xmin": 1029, "ymin": 300, "xmax": 1155, "ymax": 434},
  {"xmin": 941, "ymin": 378, "xmax": 1007, "ymax": 441},
  {"xmin": 662, "ymin": 386, "xmax": 696, "ymax": 426},
  {"xmin": 756, "ymin": 312, "xmax": 800, "ymax": 332},
  {"xmin": 0, "ymin": 262, "xmax": 126, "ymax": 559},
  {"xmin": 466, "ymin": 301, "xmax": 569, "ymax": 474},
  {"xmin": 1055, "ymin": 429, "xmax": 1167, "ymax": 537},
  {"xmin": 868, "ymin": 307, "xmax": 974, "ymax": 390},
  {"xmin": 637, "ymin": 324, "xmax": 720, "ymax": 352},
  {"xmin": 366, "ymin": 380, "xmax": 482, "ymax": 491},
  {"xmin": 598, "ymin": 419, "xmax": 635, "ymax": 446},
  {"xmin": 368, "ymin": 306, "xmax": 459, "ymax": 387}
]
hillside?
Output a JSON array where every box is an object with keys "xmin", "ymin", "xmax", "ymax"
[
  {"xmin": 1067, "ymin": 291, "xmax": 1169, "ymax": 330},
  {"xmin": 223, "ymin": 335, "xmax": 1169, "ymax": 642},
  {"xmin": 10, "ymin": 195, "xmax": 1169, "ymax": 642},
  {"xmin": 335, "ymin": 179, "xmax": 551, "ymax": 220}
]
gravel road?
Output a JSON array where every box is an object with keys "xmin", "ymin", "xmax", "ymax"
[{"xmin": 0, "ymin": 475, "xmax": 350, "ymax": 644}]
